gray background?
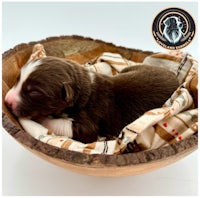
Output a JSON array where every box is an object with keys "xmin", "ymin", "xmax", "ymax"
[{"xmin": 2, "ymin": 1, "xmax": 198, "ymax": 196}]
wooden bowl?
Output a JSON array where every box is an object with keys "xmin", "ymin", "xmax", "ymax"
[{"xmin": 2, "ymin": 35, "xmax": 198, "ymax": 177}]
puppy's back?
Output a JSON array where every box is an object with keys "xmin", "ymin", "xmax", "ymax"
[
  {"xmin": 110, "ymin": 65, "xmax": 179, "ymax": 133},
  {"xmin": 115, "ymin": 65, "xmax": 179, "ymax": 107}
]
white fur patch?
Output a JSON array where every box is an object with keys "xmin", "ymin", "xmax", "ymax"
[
  {"xmin": 41, "ymin": 118, "xmax": 73, "ymax": 138},
  {"xmin": 16, "ymin": 59, "xmax": 41, "ymax": 92}
]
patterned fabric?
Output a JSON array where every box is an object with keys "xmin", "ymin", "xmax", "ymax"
[
  {"xmin": 84, "ymin": 52, "xmax": 138, "ymax": 75},
  {"xmin": 19, "ymin": 44, "xmax": 198, "ymax": 154}
]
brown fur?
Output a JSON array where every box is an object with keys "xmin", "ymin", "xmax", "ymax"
[{"xmin": 14, "ymin": 57, "xmax": 179, "ymax": 143}]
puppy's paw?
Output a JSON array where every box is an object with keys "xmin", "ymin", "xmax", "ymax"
[{"xmin": 41, "ymin": 118, "xmax": 73, "ymax": 138}]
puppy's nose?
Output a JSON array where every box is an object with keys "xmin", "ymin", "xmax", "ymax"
[
  {"xmin": 5, "ymin": 96, "xmax": 14, "ymax": 111},
  {"xmin": 5, "ymin": 99, "xmax": 13, "ymax": 109},
  {"xmin": 4, "ymin": 88, "xmax": 20, "ymax": 112}
]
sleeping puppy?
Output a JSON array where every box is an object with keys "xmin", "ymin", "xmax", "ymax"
[{"xmin": 5, "ymin": 57, "xmax": 179, "ymax": 143}]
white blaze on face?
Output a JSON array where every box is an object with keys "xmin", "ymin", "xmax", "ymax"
[{"xmin": 5, "ymin": 59, "xmax": 42, "ymax": 114}]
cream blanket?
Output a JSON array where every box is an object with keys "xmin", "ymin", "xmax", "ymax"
[{"xmin": 19, "ymin": 44, "xmax": 198, "ymax": 154}]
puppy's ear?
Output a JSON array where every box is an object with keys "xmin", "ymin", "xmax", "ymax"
[
  {"xmin": 62, "ymin": 82, "xmax": 74, "ymax": 104},
  {"xmin": 163, "ymin": 18, "xmax": 170, "ymax": 26}
]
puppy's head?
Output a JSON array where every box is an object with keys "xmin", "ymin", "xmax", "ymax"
[
  {"xmin": 164, "ymin": 16, "xmax": 183, "ymax": 31},
  {"xmin": 5, "ymin": 57, "xmax": 75, "ymax": 120}
]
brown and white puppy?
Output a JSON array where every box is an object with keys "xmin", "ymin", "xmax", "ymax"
[{"xmin": 5, "ymin": 56, "xmax": 179, "ymax": 143}]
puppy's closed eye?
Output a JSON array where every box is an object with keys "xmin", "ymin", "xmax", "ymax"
[
  {"xmin": 24, "ymin": 85, "xmax": 45, "ymax": 98},
  {"xmin": 28, "ymin": 90, "xmax": 42, "ymax": 98}
]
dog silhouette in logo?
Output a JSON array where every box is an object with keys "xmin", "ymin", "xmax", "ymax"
[{"xmin": 162, "ymin": 16, "xmax": 184, "ymax": 44}]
